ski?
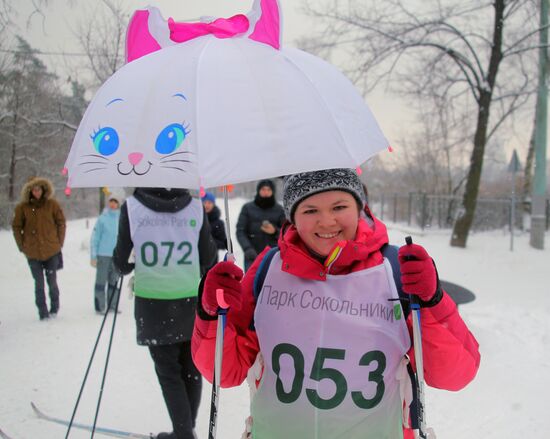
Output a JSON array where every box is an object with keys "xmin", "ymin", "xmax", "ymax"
[
  {"xmin": 31, "ymin": 402, "xmax": 153, "ymax": 438},
  {"xmin": 0, "ymin": 427, "xmax": 14, "ymax": 439}
]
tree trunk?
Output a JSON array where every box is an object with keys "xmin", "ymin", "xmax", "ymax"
[
  {"xmin": 522, "ymin": 124, "xmax": 536, "ymax": 204},
  {"xmin": 8, "ymin": 140, "xmax": 16, "ymax": 201},
  {"xmin": 8, "ymin": 112, "xmax": 18, "ymax": 201},
  {"xmin": 451, "ymin": 92, "xmax": 492, "ymax": 247},
  {"xmin": 451, "ymin": 0, "xmax": 504, "ymax": 247},
  {"xmin": 99, "ymin": 187, "xmax": 105, "ymax": 215}
]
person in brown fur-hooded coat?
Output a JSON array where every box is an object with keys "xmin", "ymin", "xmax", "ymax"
[{"xmin": 12, "ymin": 176, "xmax": 66, "ymax": 320}]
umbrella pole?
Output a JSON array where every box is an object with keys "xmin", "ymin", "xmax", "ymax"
[
  {"xmin": 207, "ymin": 185, "xmax": 233, "ymax": 439},
  {"xmin": 222, "ymin": 185, "xmax": 234, "ymax": 257}
]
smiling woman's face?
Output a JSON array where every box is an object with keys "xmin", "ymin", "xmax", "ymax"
[{"xmin": 293, "ymin": 190, "xmax": 360, "ymax": 257}]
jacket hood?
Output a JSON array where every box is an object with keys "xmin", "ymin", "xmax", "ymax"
[
  {"xmin": 278, "ymin": 205, "xmax": 389, "ymax": 280},
  {"xmin": 133, "ymin": 187, "xmax": 192, "ymax": 213},
  {"xmin": 207, "ymin": 204, "xmax": 222, "ymax": 222},
  {"xmin": 20, "ymin": 177, "xmax": 55, "ymax": 203}
]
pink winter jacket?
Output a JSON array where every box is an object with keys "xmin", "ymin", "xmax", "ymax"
[{"xmin": 192, "ymin": 213, "xmax": 480, "ymax": 437}]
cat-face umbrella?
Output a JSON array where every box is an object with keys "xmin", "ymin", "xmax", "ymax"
[{"xmin": 63, "ymin": 0, "xmax": 389, "ymax": 192}]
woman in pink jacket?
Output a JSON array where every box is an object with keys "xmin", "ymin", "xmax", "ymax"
[{"xmin": 193, "ymin": 168, "xmax": 480, "ymax": 438}]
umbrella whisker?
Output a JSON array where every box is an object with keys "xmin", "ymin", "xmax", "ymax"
[
  {"xmin": 81, "ymin": 154, "xmax": 109, "ymax": 161},
  {"xmin": 84, "ymin": 167, "xmax": 107, "ymax": 174},
  {"xmin": 159, "ymin": 165, "xmax": 187, "ymax": 172},
  {"xmin": 159, "ymin": 159, "xmax": 193, "ymax": 164},
  {"xmin": 161, "ymin": 151, "xmax": 196, "ymax": 159},
  {"xmin": 78, "ymin": 161, "xmax": 110, "ymax": 166}
]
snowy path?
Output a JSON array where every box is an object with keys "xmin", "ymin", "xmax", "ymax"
[{"xmin": 1, "ymin": 203, "xmax": 549, "ymax": 438}]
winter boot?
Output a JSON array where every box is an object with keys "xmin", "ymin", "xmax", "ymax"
[
  {"xmin": 37, "ymin": 302, "xmax": 49, "ymax": 320},
  {"xmin": 50, "ymin": 301, "xmax": 59, "ymax": 316}
]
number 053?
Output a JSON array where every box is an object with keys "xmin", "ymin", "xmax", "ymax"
[{"xmin": 272, "ymin": 344, "xmax": 386, "ymax": 410}]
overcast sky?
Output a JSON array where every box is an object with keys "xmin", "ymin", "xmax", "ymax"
[
  {"xmin": 15, "ymin": 0, "xmax": 311, "ymax": 59},
  {"xmin": 11, "ymin": 0, "xmax": 409, "ymax": 148},
  {"xmin": 11, "ymin": 0, "xmax": 535, "ymax": 162}
]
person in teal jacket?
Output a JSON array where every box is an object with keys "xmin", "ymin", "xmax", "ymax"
[{"xmin": 90, "ymin": 197, "xmax": 121, "ymax": 313}]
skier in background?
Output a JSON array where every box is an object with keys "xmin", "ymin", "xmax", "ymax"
[
  {"xmin": 90, "ymin": 197, "xmax": 121, "ymax": 314},
  {"xmin": 201, "ymin": 191, "xmax": 227, "ymax": 262},
  {"xmin": 12, "ymin": 176, "xmax": 66, "ymax": 320},
  {"xmin": 113, "ymin": 187, "xmax": 216, "ymax": 439},
  {"xmin": 236, "ymin": 179, "xmax": 285, "ymax": 271}
]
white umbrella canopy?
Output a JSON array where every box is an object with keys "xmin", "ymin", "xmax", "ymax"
[{"xmin": 63, "ymin": 0, "xmax": 389, "ymax": 191}]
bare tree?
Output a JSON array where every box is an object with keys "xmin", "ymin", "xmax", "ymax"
[
  {"xmin": 0, "ymin": 0, "xmax": 53, "ymax": 33},
  {"xmin": 1, "ymin": 37, "xmax": 51, "ymax": 199},
  {"xmin": 0, "ymin": 2, "xmax": 103, "ymax": 226},
  {"xmin": 0, "ymin": 1, "xmax": 13, "ymax": 31},
  {"xmin": 397, "ymin": 90, "xmax": 472, "ymax": 195},
  {"xmin": 72, "ymin": 0, "xmax": 128, "ymax": 89},
  {"xmin": 0, "ymin": 36, "xmax": 83, "ymax": 201},
  {"xmin": 301, "ymin": 0, "xmax": 539, "ymax": 247},
  {"xmin": 68, "ymin": 0, "xmax": 129, "ymax": 212}
]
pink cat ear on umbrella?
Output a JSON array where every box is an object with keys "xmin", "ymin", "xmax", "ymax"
[
  {"xmin": 63, "ymin": 0, "xmax": 389, "ymax": 191},
  {"xmin": 125, "ymin": 0, "xmax": 281, "ymax": 62}
]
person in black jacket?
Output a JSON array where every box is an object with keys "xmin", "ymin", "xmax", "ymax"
[
  {"xmin": 201, "ymin": 191, "xmax": 227, "ymax": 261},
  {"xmin": 113, "ymin": 187, "xmax": 216, "ymax": 439},
  {"xmin": 236, "ymin": 179, "xmax": 285, "ymax": 271}
]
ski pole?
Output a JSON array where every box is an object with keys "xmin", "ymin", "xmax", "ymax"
[
  {"xmin": 404, "ymin": 236, "xmax": 428, "ymax": 439},
  {"xmin": 91, "ymin": 274, "xmax": 124, "ymax": 438},
  {"xmin": 64, "ymin": 274, "xmax": 123, "ymax": 439},
  {"xmin": 222, "ymin": 185, "xmax": 234, "ymax": 255},
  {"xmin": 208, "ymin": 289, "xmax": 229, "ymax": 439}
]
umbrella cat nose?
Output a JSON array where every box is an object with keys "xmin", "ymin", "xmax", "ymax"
[{"xmin": 128, "ymin": 152, "xmax": 143, "ymax": 166}]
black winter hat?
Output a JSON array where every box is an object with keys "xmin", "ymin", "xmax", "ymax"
[
  {"xmin": 256, "ymin": 179, "xmax": 275, "ymax": 193},
  {"xmin": 283, "ymin": 168, "xmax": 365, "ymax": 222}
]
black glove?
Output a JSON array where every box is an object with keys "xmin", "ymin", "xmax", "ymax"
[{"xmin": 244, "ymin": 247, "xmax": 258, "ymax": 261}]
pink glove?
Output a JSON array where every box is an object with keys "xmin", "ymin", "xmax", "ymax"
[
  {"xmin": 202, "ymin": 261, "xmax": 244, "ymax": 316},
  {"xmin": 397, "ymin": 243, "xmax": 439, "ymax": 303}
]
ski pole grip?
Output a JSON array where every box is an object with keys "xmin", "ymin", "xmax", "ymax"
[
  {"xmin": 216, "ymin": 288, "xmax": 229, "ymax": 310},
  {"xmin": 404, "ymin": 236, "xmax": 416, "ymax": 261},
  {"xmin": 404, "ymin": 236, "xmax": 421, "ymax": 309},
  {"xmin": 216, "ymin": 254, "xmax": 241, "ymax": 314}
]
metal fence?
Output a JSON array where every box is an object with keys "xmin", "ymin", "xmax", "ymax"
[
  {"xmin": 369, "ymin": 192, "xmax": 550, "ymax": 232},
  {"xmin": 2, "ymin": 188, "xmax": 548, "ymax": 233}
]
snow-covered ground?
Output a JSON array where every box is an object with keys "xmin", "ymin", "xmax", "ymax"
[{"xmin": 1, "ymin": 196, "xmax": 549, "ymax": 438}]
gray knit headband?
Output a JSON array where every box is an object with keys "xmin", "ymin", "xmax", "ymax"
[{"xmin": 283, "ymin": 168, "xmax": 365, "ymax": 221}]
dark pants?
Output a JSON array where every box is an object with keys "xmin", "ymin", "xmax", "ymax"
[
  {"xmin": 148, "ymin": 342, "xmax": 202, "ymax": 439},
  {"xmin": 28, "ymin": 255, "xmax": 60, "ymax": 317},
  {"xmin": 94, "ymin": 256, "xmax": 120, "ymax": 312},
  {"xmin": 244, "ymin": 256, "xmax": 255, "ymax": 273}
]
